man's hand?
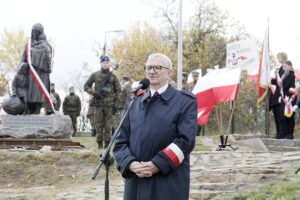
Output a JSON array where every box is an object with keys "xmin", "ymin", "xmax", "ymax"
[
  {"xmin": 129, "ymin": 161, "xmax": 152, "ymax": 178},
  {"xmin": 140, "ymin": 161, "xmax": 160, "ymax": 176}
]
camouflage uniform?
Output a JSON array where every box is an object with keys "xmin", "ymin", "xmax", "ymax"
[
  {"xmin": 182, "ymin": 72, "xmax": 188, "ymax": 91},
  {"xmin": 84, "ymin": 69, "xmax": 121, "ymax": 148},
  {"xmin": 113, "ymin": 81, "xmax": 132, "ymax": 133},
  {"xmin": 63, "ymin": 94, "xmax": 81, "ymax": 134},
  {"xmin": 188, "ymin": 71, "xmax": 199, "ymax": 92},
  {"xmin": 119, "ymin": 82, "xmax": 132, "ymax": 109},
  {"xmin": 44, "ymin": 91, "xmax": 61, "ymax": 115},
  {"xmin": 86, "ymin": 99, "xmax": 96, "ymax": 135}
]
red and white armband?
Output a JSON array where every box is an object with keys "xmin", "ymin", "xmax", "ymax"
[{"xmin": 162, "ymin": 143, "xmax": 184, "ymax": 167}]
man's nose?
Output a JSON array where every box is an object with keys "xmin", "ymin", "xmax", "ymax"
[{"xmin": 149, "ymin": 67, "xmax": 157, "ymax": 73}]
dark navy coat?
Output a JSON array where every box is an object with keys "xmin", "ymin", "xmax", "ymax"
[{"xmin": 113, "ymin": 85, "xmax": 197, "ymax": 200}]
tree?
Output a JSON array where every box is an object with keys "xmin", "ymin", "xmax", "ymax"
[
  {"xmin": 112, "ymin": 23, "xmax": 175, "ymax": 80},
  {"xmin": 148, "ymin": 0, "xmax": 249, "ymax": 73},
  {"xmin": 183, "ymin": 2, "xmax": 250, "ymax": 73},
  {"xmin": 0, "ymin": 28, "xmax": 27, "ymax": 95}
]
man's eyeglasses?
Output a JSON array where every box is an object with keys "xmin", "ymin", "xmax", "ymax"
[{"xmin": 144, "ymin": 65, "xmax": 169, "ymax": 72}]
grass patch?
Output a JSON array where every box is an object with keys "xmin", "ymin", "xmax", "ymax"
[
  {"xmin": 193, "ymin": 135, "xmax": 220, "ymax": 152},
  {"xmin": 218, "ymin": 178, "xmax": 300, "ymax": 200},
  {"xmin": 0, "ymin": 197, "xmax": 27, "ymax": 200},
  {"xmin": 72, "ymin": 136, "xmax": 98, "ymax": 152}
]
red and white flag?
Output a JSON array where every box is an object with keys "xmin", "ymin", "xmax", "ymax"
[
  {"xmin": 256, "ymin": 28, "xmax": 270, "ymax": 104},
  {"xmin": 193, "ymin": 67, "xmax": 241, "ymax": 125}
]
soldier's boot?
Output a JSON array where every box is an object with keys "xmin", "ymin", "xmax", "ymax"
[
  {"xmin": 91, "ymin": 129, "xmax": 96, "ymax": 137},
  {"xmin": 97, "ymin": 141, "xmax": 103, "ymax": 149}
]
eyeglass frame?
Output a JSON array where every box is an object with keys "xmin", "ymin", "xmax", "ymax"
[{"xmin": 144, "ymin": 65, "xmax": 170, "ymax": 73}]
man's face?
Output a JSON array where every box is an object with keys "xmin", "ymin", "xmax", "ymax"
[
  {"xmin": 101, "ymin": 61, "xmax": 111, "ymax": 70},
  {"xmin": 145, "ymin": 64, "xmax": 171, "ymax": 87}
]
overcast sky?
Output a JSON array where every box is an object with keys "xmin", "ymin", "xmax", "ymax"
[{"xmin": 1, "ymin": 0, "xmax": 300, "ymax": 89}]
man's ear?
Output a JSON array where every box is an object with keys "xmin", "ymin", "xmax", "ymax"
[{"xmin": 168, "ymin": 69, "xmax": 173, "ymax": 77}]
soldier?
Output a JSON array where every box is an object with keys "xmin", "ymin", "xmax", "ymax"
[
  {"xmin": 84, "ymin": 55, "xmax": 121, "ymax": 149},
  {"xmin": 86, "ymin": 94, "xmax": 96, "ymax": 137},
  {"xmin": 12, "ymin": 65, "xmax": 29, "ymax": 115},
  {"xmin": 182, "ymin": 72, "xmax": 188, "ymax": 90},
  {"xmin": 188, "ymin": 71, "xmax": 199, "ymax": 92},
  {"xmin": 112, "ymin": 75, "xmax": 132, "ymax": 134},
  {"xmin": 44, "ymin": 83, "xmax": 61, "ymax": 115},
  {"xmin": 63, "ymin": 87, "xmax": 81, "ymax": 136},
  {"xmin": 119, "ymin": 75, "xmax": 132, "ymax": 109}
]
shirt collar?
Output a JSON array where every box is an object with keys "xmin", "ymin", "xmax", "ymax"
[
  {"xmin": 150, "ymin": 82, "xmax": 169, "ymax": 97},
  {"xmin": 141, "ymin": 84, "xmax": 176, "ymax": 103}
]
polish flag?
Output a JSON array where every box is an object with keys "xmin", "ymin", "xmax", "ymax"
[
  {"xmin": 192, "ymin": 67, "xmax": 241, "ymax": 125},
  {"xmin": 257, "ymin": 28, "xmax": 270, "ymax": 105}
]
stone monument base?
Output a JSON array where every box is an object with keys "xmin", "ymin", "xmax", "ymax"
[{"xmin": 0, "ymin": 115, "xmax": 73, "ymax": 139}]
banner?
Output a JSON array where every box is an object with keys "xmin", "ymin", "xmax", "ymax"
[{"xmin": 226, "ymin": 39, "xmax": 259, "ymax": 79}]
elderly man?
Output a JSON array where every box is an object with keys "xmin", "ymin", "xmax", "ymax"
[{"xmin": 113, "ymin": 53, "xmax": 197, "ymax": 200}]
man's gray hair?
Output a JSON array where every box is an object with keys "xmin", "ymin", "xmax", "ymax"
[{"xmin": 146, "ymin": 53, "xmax": 172, "ymax": 69}]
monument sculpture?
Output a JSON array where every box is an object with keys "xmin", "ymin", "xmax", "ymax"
[{"xmin": 20, "ymin": 23, "xmax": 53, "ymax": 114}]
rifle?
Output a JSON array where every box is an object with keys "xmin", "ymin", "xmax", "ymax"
[{"xmin": 91, "ymin": 64, "xmax": 119, "ymax": 107}]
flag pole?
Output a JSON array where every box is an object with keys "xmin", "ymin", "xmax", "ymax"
[
  {"xmin": 226, "ymin": 101, "xmax": 236, "ymax": 135},
  {"xmin": 177, "ymin": 0, "xmax": 183, "ymax": 90},
  {"xmin": 226, "ymin": 70, "xmax": 242, "ymax": 135},
  {"xmin": 216, "ymin": 69, "xmax": 241, "ymax": 151}
]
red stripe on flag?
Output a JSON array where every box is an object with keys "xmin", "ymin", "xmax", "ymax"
[
  {"xmin": 162, "ymin": 148, "xmax": 180, "ymax": 167},
  {"xmin": 197, "ymin": 108, "xmax": 212, "ymax": 125}
]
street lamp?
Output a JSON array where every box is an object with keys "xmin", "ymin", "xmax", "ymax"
[{"xmin": 177, "ymin": 0, "xmax": 183, "ymax": 90}]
